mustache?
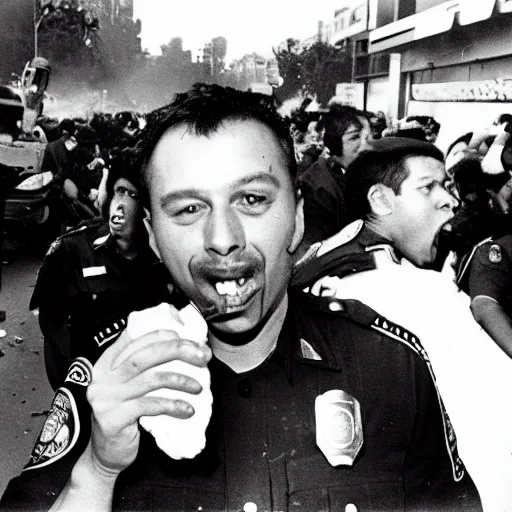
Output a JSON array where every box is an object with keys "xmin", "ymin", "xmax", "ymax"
[{"xmin": 192, "ymin": 254, "xmax": 263, "ymax": 278}]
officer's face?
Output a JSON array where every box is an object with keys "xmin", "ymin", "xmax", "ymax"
[
  {"xmin": 146, "ymin": 119, "xmax": 303, "ymax": 336},
  {"xmin": 390, "ymin": 156, "xmax": 457, "ymax": 267},
  {"xmin": 109, "ymin": 178, "xmax": 143, "ymax": 240}
]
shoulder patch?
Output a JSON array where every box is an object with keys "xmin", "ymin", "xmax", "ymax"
[
  {"xmin": 371, "ymin": 315, "xmax": 465, "ymax": 482},
  {"xmin": 23, "ymin": 388, "xmax": 80, "ymax": 471},
  {"xmin": 488, "ymin": 244, "xmax": 502, "ymax": 263},
  {"xmin": 64, "ymin": 357, "xmax": 93, "ymax": 387},
  {"xmin": 317, "ymin": 220, "xmax": 364, "ymax": 257}
]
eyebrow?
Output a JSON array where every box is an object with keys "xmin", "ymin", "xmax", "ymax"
[
  {"xmin": 344, "ymin": 129, "xmax": 361, "ymax": 136},
  {"xmin": 417, "ymin": 173, "xmax": 448, "ymax": 184},
  {"xmin": 159, "ymin": 172, "xmax": 281, "ymax": 209}
]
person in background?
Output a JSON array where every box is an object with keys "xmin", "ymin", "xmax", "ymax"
[
  {"xmin": 42, "ymin": 122, "xmax": 100, "ymax": 224},
  {"xmin": 450, "ymin": 155, "xmax": 512, "ymax": 358},
  {"xmin": 1, "ymin": 84, "xmax": 481, "ymax": 512},
  {"xmin": 298, "ymin": 104, "xmax": 369, "ymax": 251},
  {"xmin": 445, "ymin": 132, "xmax": 473, "ymax": 173},
  {"xmin": 30, "ymin": 148, "xmax": 173, "ymax": 389},
  {"xmin": 292, "ymin": 137, "xmax": 512, "ymax": 511}
]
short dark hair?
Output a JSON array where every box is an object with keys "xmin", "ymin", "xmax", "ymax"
[
  {"xmin": 138, "ymin": 83, "xmax": 296, "ymax": 207},
  {"xmin": 344, "ymin": 138, "xmax": 444, "ymax": 221},
  {"xmin": 58, "ymin": 118, "xmax": 75, "ymax": 138},
  {"xmin": 319, "ymin": 104, "xmax": 363, "ymax": 157},
  {"xmin": 446, "ymin": 132, "xmax": 472, "ymax": 158}
]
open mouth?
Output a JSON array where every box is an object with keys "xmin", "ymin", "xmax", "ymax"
[
  {"xmin": 110, "ymin": 214, "xmax": 125, "ymax": 226},
  {"xmin": 203, "ymin": 267, "xmax": 261, "ymax": 313}
]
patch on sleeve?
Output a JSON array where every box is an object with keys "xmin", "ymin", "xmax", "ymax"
[
  {"xmin": 23, "ymin": 388, "xmax": 80, "ymax": 472},
  {"xmin": 64, "ymin": 357, "xmax": 93, "ymax": 387},
  {"xmin": 488, "ymin": 244, "xmax": 503, "ymax": 263}
]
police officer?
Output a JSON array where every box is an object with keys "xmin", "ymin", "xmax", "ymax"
[
  {"xmin": 292, "ymin": 137, "xmax": 512, "ymax": 511},
  {"xmin": 455, "ymin": 216, "xmax": 512, "ymax": 359},
  {"xmin": 2, "ymin": 86, "xmax": 481, "ymax": 511},
  {"xmin": 30, "ymin": 148, "xmax": 173, "ymax": 389}
]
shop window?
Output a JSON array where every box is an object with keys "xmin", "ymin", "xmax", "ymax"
[
  {"xmin": 376, "ymin": 0, "xmax": 396, "ymax": 27},
  {"xmin": 356, "ymin": 39, "xmax": 369, "ymax": 55},
  {"xmin": 376, "ymin": 0, "xmax": 416, "ymax": 27}
]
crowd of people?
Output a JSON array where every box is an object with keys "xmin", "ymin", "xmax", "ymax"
[{"xmin": 1, "ymin": 83, "xmax": 511, "ymax": 511}]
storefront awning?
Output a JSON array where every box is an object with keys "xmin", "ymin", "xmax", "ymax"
[{"xmin": 369, "ymin": 0, "xmax": 498, "ymax": 54}]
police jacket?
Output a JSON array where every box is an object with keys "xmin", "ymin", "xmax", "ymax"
[
  {"xmin": 1, "ymin": 292, "xmax": 481, "ymax": 512},
  {"xmin": 30, "ymin": 219, "xmax": 173, "ymax": 389},
  {"xmin": 291, "ymin": 221, "xmax": 512, "ymax": 511}
]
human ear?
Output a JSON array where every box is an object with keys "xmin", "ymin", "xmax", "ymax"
[
  {"xmin": 368, "ymin": 184, "xmax": 393, "ymax": 216},
  {"xmin": 143, "ymin": 207, "xmax": 162, "ymax": 259},
  {"xmin": 287, "ymin": 194, "xmax": 305, "ymax": 254}
]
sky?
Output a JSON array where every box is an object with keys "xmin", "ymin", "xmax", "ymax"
[{"xmin": 133, "ymin": 0, "xmax": 345, "ymax": 62}]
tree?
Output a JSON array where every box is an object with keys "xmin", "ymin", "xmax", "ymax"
[
  {"xmin": 274, "ymin": 39, "xmax": 352, "ymax": 105},
  {"xmin": 36, "ymin": 0, "xmax": 144, "ymax": 102}
]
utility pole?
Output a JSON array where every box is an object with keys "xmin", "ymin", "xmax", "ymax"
[{"xmin": 34, "ymin": 0, "xmax": 38, "ymax": 58}]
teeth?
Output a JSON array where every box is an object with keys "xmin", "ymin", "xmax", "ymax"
[{"xmin": 214, "ymin": 278, "xmax": 249, "ymax": 296}]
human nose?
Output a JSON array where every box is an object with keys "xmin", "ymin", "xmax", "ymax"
[
  {"xmin": 204, "ymin": 207, "xmax": 245, "ymax": 257},
  {"xmin": 438, "ymin": 186, "xmax": 459, "ymax": 212}
]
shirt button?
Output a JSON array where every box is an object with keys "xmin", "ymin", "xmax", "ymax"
[
  {"xmin": 237, "ymin": 378, "xmax": 252, "ymax": 398},
  {"xmin": 345, "ymin": 504, "xmax": 358, "ymax": 512},
  {"xmin": 243, "ymin": 503, "xmax": 257, "ymax": 512}
]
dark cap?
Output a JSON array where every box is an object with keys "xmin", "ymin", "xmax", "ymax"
[{"xmin": 364, "ymin": 136, "xmax": 444, "ymax": 162}]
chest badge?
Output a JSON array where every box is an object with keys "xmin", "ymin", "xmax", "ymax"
[
  {"xmin": 488, "ymin": 244, "xmax": 503, "ymax": 263},
  {"xmin": 315, "ymin": 389, "xmax": 363, "ymax": 467}
]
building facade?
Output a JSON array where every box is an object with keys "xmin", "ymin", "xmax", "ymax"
[
  {"xmin": 285, "ymin": 0, "xmax": 512, "ymax": 149},
  {"xmin": 367, "ymin": 0, "xmax": 512, "ymax": 149}
]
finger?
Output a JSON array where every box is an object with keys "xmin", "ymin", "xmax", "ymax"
[
  {"xmin": 111, "ymin": 329, "xmax": 211, "ymax": 371},
  {"xmin": 124, "ymin": 368, "xmax": 203, "ymax": 399},
  {"xmin": 115, "ymin": 339, "xmax": 211, "ymax": 381},
  {"xmin": 111, "ymin": 328, "xmax": 180, "ymax": 369},
  {"xmin": 125, "ymin": 396, "xmax": 195, "ymax": 423}
]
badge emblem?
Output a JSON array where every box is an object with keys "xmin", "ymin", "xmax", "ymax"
[
  {"xmin": 315, "ymin": 389, "xmax": 363, "ymax": 467},
  {"xmin": 488, "ymin": 244, "xmax": 502, "ymax": 263},
  {"xmin": 23, "ymin": 388, "xmax": 80, "ymax": 471}
]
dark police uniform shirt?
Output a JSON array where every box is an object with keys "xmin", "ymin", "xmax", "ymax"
[
  {"xmin": 1, "ymin": 292, "xmax": 481, "ymax": 512},
  {"xmin": 292, "ymin": 221, "xmax": 512, "ymax": 511},
  {"xmin": 30, "ymin": 219, "xmax": 173, "ymax": 389},
  {"xmin": 459, "ymin": 234, "xmax": 512, "ymax": 317}
]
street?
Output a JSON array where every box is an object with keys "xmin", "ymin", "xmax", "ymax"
[{"xmin": 0, "ymin": 237, "xmax": 52, "ymax": 496}]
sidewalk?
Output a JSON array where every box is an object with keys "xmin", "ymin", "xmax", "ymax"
[{"xmin": 0, "ymin": 246, "xmax": 52, "ymax": 496}]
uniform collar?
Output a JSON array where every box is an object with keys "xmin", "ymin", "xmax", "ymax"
[
  {"xmin": 210, "ymin": 292, "xmax": 342, "ymax": 384},
  {"xmin": 92, "ymin": 232, "xmax": 111, "ymax": 250}
]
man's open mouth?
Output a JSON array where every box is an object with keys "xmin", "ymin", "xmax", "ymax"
[{"xmin": 202, "ymin": 267, "xmax": 261, "ymax": 312}]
